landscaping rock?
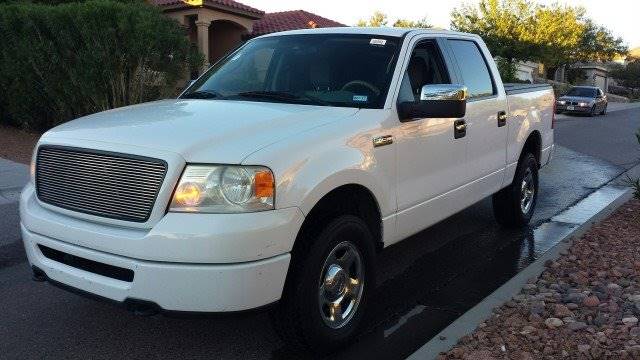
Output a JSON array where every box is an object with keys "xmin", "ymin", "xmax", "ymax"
[
  {"xmin": 545, "ymin": 318, "xmax": 564, "ymax": 329},
  {"xmin": 567, "ymin": 321, "xmax": 587, "ymax": 331},
  {"xmin": 443, "ymin": 200, "xmax": 640, "ymax": 359},
  {"xmin": 554, "ymin": 304, "xmax": 573, "ymax": 318},
  {"xmin": 584, "ymin": 296, "xmax": 600, "ymax": 307},
  {"xmin": 577, "ymin": 344, "xmax": 591, "ymax": 353}
]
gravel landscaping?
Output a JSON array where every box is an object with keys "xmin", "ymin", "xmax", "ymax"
[
  {"xmin": 0, "ymin": 125, "xmax": 39, "ymax": 164},
  {"xmin": 440, "ymin": 199, "xmax": 640, "ymax": 360}
]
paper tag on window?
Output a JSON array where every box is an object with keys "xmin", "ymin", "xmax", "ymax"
[{"xmin": 369, "ymin": 38, "xmax": 387, "ymax": 46}]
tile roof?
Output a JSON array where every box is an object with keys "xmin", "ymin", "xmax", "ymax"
[
  {"xmin": 251, "ymin": 10, "xmax": 346, "ymax": 36},
  {"xmin": 151, "ymin": 0, "xmax": 264, "ymax": 17}
]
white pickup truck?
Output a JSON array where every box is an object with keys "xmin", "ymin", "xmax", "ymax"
[{"xmin": 21, "ymin": 27, "xmax": 554, "ymax": 350}]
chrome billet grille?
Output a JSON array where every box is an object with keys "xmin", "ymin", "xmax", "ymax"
[{"xmin": 36, "ymin": 146, "xmax": 167, "ymax": 222}]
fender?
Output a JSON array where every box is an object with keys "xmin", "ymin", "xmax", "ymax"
[{"xmin": 242, "ymin": 113, "xmax": 397, "ymax": 245}]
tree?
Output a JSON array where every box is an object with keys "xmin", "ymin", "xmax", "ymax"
[
  {"xmin": 392, "ymin": 17, "xmax": 431, "ymax": 28},
  {"xmin": 357, "ymin": 11, "xmax": 431, "ymax": 28},
  {"xmin": 575, "ymin": 20, "xmax": 627, "ymax": 63},
  {"xmin": 528, "ymin": 3, "xmax": 585, "ymax": 71},
  {"xmin": 357, "ymin": 11, "xmax": 387, "ymax": 27},
  {"xmin": 610, "ymin": 60, "xmax": 640, "ymax": 89},
  {"xmin": 451, "ymin": 0, "xmax": 627, "ymax": 79},
  {"xmin": 451, "ymin": 0, "xmax": 539, "ymax": 62}
]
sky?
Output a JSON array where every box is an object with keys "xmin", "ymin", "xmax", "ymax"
[{"xmin": 245, "ymin": 0, "xmax": 639, "ymax": 49}]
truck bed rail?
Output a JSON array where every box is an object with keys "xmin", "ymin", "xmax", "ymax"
[{"xmin": 503, "ymin": 83, "xmax": 553, "ymax": 95}]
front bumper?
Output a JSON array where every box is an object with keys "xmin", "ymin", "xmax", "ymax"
[
  {"xmin": 556, "ymin": 104, "xmax": 592, "ymax": 113},
  {"xmin": 22, "ymin": 225, "xmax": 290, "ymax": 312},
  {"xmin": 20, "ymin": 184, "xmax": 304, "ymax": 312}
]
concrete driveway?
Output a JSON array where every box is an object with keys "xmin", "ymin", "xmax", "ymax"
[{"xmin": 0, "ymin": 105, "xmax": 638, "ymax": 359}]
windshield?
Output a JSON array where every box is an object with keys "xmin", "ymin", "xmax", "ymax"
[
  {"xmin": 565, "ymin": 87, "xmax": 598, "ymax": 98},
  {"xmin": 182, "ymin": 34, "xmax": 401, "ymax": 108}
]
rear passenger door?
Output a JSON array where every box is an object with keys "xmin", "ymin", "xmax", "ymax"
[{"xmin": 446, "ymin": 39, "xmax": 508, "ymax": 197}]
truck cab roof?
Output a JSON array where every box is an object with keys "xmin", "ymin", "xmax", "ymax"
[{"xmin": 257, "ymin": 26, "xmax": 480, "ymax": 40}]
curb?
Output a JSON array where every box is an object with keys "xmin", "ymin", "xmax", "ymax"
[
  {"xmin": 612, "ymin": 162, "xmax": 640, "ymax": 188},
  {"xmin": 406, "ymin": 184, "xmax": 633, "ymax": 360},
  {"xmin": 0, "ymin": 158, "xmax": 29, "ymax": 205}
]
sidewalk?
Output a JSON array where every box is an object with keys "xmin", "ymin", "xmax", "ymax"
[
  {"xmin": 0, "ymin": 158, "xmax": 29, "ymax": 205},
  {"xmin": 607, "ymin": 102, "xmax": 640, "ymax": 112}
]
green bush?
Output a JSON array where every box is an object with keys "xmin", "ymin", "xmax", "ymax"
[
  {"xmin": 0, "ymin": 1, "xmax": 202, "ymax": 130},
  {"xmin": 495, "ymin": 58, "xmax": 520, "ymax": 83},
  {"xmin": 551, "ymin": 83, "xmax": 572, "ymax": 97},
  {"xmin": 629, "ymin": 129, "xmax": 640, "ymax": 199},
  {"xmin": 566, "ymin": 68, "xmax": 587, "ymax": 85}
]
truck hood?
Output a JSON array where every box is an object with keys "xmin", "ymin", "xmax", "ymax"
[{"xmin": 43, "ymin": 99, "xmax": 359, "ymax": 163}]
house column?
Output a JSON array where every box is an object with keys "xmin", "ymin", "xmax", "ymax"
[{"xmin": 195, "ymin": 20, "xmax": 210, "ymax": 73}]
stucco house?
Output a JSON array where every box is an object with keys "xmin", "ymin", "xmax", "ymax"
[
  {"xmin": 150, "ymin": 0, "xmax": 344, "ymax": 74},
  {"xmin": 551, "ymin": 63, "xmax": 612, "ymax": 93},
  {"xmin": 571, "ymin": 63, "xmax": 611, "ymax": 92}
]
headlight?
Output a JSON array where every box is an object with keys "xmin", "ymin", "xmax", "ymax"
[
  {"xmin": 578, "ymin": 102, "xmax": 589, "ymax": 107},
  {"xmin": 557, "ymin": 100, "xmax": 566, "ymax": 105},
  {"xmin": 169, "ymin": 165, "xmax": 274, "ymax": 213}
]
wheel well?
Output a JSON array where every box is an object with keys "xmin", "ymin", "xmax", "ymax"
[
  {"xmin": 521, "ymin": 131, "xmax": 542, "ymax": 167},
  {"xmin": 295, "ymin": 184, "xmax": 383, "ymax": 254}
]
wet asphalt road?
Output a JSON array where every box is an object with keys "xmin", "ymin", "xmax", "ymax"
[{"xmin": 0, "ymin": 107, "xmax": 638, "ymax": 359}]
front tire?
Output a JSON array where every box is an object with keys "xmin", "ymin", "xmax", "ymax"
[
  {"xmin": 271, "ymin": 215, "xmax": 375, "ymax": 352},
  {"xmin": 492, "ymin": 153, "xmax": 539, "ymax": 228},
  {"xmin": 600, "ymin": 104, "xmax": 607, "ymax": 115},
  {"xmin": 589, "ymin": 105, "xmax": 598, "ymax": 117}
]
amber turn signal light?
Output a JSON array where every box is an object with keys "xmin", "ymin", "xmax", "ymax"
[{"xmin": 254, "ymin": 170, "xmax": 274, "ymax": 198}]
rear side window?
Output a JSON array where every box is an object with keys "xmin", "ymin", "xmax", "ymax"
[{"xmin": 448, "ymin": 40, "xmax": 495, "ymax": 99}]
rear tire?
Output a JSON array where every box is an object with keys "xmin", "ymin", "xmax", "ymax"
[
  {"xmin": 492, "ymin": 153, "xmax": 539, "ymax": 228},
  {"xmin": 271, "ymin": 215, "xmax": 375, "ymax": 353}
]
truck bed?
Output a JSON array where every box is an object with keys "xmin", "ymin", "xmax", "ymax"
[{"xmin": 503, "ymin": 83, "xmax": 552, "ymax": 95}]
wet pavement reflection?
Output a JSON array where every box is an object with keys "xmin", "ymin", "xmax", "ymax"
[
  {"xmin": 273, "ymin": 146, "xmax": 623, "ymax": 359},
  {"xmin": 326, "ymin": 221, "xmax": 579, "ymax": 360}
]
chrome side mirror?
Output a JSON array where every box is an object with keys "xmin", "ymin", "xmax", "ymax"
[
  {"xmin": 420, "ymin": 84, "xmax": 468, "ymax": 101},
  {"xmin": 398, "ymin": 84, "xmax": 468, "ymax": 121}
]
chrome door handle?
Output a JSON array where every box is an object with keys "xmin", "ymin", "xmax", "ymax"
[
  {"xmin": 497, "ymin": 111, "xmax": 507, "ymax": 127},
  {"xmin": 454, "ymin": 119, "xmax": 466, "ymax": 139},
  {"xmin": 373, "ymin": 135, "xmax": 393, "ymax": 147}
]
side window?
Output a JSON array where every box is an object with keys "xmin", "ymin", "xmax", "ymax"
[
  {"xmin": 398, "ymin": 40, "xmax": 451, "ymax": 103},
  {"xmin": 448, "ymin": 40, "xmax": 495, "ymax": 99}
]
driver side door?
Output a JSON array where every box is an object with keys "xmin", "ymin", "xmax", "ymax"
[{"xmin": 393, "ymin": 37, "xmax": 469, "ymax": 241}]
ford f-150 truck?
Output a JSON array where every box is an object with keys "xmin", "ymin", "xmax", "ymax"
[{"xmin": 21, "ymin": 27, "xmax": 554, "ymax": 351}]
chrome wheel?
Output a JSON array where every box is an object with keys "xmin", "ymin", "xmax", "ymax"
[
  {"xmin": 318, "ymin": 241, "xmax": 364, "ymax": 329},
  {"xmin": 520, "ymin": 167, "xmax": 535, "ymax": 214}
]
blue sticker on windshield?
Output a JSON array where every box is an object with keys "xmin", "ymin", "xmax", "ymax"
[{"xmin": 353, "ymin": 95, "xmax": 368, "ymax": 102}]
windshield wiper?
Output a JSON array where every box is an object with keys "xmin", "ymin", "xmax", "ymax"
[
  {"xmin": 235, "ymin": 91, "xmax": 329, "ymax": 106},
  {"xmin": 181, "ymin": 89, "xmax": 223, "ymax": 99}
]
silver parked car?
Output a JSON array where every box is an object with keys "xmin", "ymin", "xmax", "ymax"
[{"xmin": 556, "ymin": 86, "xmax": 608, "ymax": 116}]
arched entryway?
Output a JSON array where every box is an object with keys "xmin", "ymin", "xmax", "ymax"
[{"xmin": 208, "ymin": 20, "xmax": 248, "ymax": 65}]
